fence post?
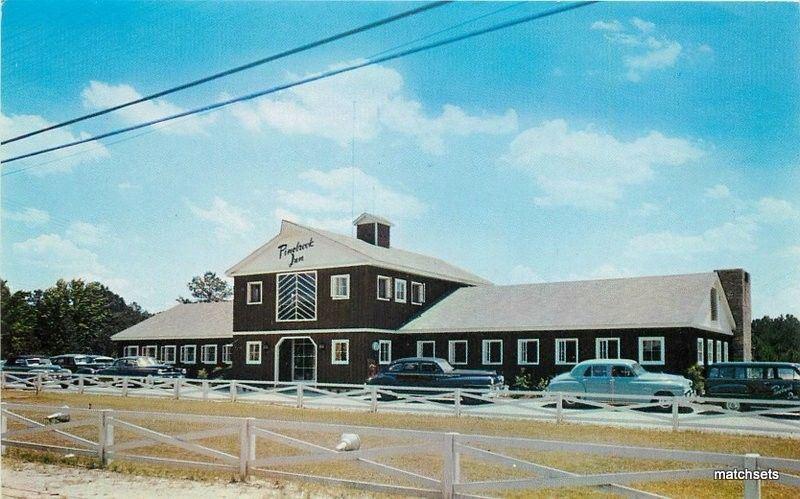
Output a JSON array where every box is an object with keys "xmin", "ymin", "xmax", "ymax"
[
  {"xmin": 202, "ymin": 380, "xmax": 210, "ymax": 401},
  {"xmin": 743, "ymin": 453, "xmax": 761, "ymax": 499},
  {"xmin": 454, "ymin": 389, "xmax": 462, "ymax": 417},
  {"xmin": 1, "ymin": 372, "xmax": 6, "ymax": 391},
  {"xmin": 173, "ymin": 379, "xmax": 181, "ymax": 400},
  {"xmin": 230, "ymin": 381, "xmax": 237, "ymax": 402},
  {"xmin": 370, "ymin": 386, "xmax": 378, "ymax": 413},
  {"xmin": 35, "ymin": 372, "xmax": 43, "ymax": 394},
  {"xmin": 98, "ymin": 409, "xmax": 114, "ymax": 467},
  {"xmin": 1, "ymin": 409, "xmax": 7, "ymax": 456},
  {"xmin": 442, "ymin": 432, "xmax": 460, "ymax": 499},
  {"xmin": 122, "ymin": 377, "xmax": 129, "ymax": 397},
  {"xmin": 672, "ymin": 397, "xmax": 680, "ymax": 431},
  {"xmin": 238, "ymin": 418, "xmax": 252, "ymax": 481},
  {"xmin": 556, "ymin": 392, "xmax": 564, "ymax": 424},
  {"xmin": 78, "ymin": 375, "xmax": 85, "ymax": 394},
  {"xmin": 297, "ymin": 384, "xmax": 304, "ymax": 409}
]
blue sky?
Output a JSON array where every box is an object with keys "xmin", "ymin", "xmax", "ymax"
[{"xmin": 2, "ymin": 1, "xmax": 799, "ymax": 317}]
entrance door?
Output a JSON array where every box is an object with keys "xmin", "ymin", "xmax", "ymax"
[{"xmin": 291, "ymin": 338, "xmax": 316, "ymax": 382}]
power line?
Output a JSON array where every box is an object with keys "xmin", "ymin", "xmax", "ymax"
[
  {"xmin": 2, "ymin": 1, "xmax": 596, "ymax": 166},
  {"xmin": 2, "ymin": 1, "xmax": 452, "ymax": 145}
]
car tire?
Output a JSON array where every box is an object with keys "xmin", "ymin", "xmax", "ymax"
[
  {"xmin": 724, "ymin": 400, "xmax": 742, "ymax": 411},
  {"xmin": 653, "ymin": 392, "xmax": 675, "ymax": 411}
]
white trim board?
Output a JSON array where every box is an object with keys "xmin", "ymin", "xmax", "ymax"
[
  {"xmin": 400, "ymin": 323, "xmax": 734, "ymax": 335},
  {"xmin": 232, "ymin": 328, "xmax": 399, "ymax": 336}
]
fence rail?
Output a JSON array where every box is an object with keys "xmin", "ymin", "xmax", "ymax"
[
  {"xmin": 2, "ymin": 402, "xmax": 798, "ymax": 498},
  {"xmin": 3, "ymin": 371, "xmax": 800, "ymax": 436}
]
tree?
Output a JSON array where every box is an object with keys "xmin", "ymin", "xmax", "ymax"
[
  {"xmin": 1, "ymin": 280, "xmax": 38, "ymax": 357},
  {"xmin": 752, "ymin": 315, "xmax": 800, "ymax": 362},
  {"xmin": 177, "ymin": 271, "xmax": 232, "ymax": 303}
]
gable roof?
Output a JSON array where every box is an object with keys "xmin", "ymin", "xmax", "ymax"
[
  {"xmin": 226, "ymin": 220, "xmax": 490, "ymax": 285},
  {"xmin": 111, "ymin": 301, "xmax": 232, "ymax": 341},
  {"xmin": 401, "ymin": 272, "xmax": 736, "ymax": 334},
  {"xmin": 353, "ymin": 212, "xmax": 393, "ymax": 226}
]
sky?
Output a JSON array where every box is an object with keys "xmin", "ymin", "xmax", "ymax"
[{"xmin": 1, "ymin": 1, "xmax": 799, "ymax": 317}]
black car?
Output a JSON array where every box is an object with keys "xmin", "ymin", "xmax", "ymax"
[
  {"xmin": 51, "ymin": 354, "xmax": 111, "ymax": 374},
  {"xmin": 705, "ymin": 362, "xmax": 800, "ymax": 410},
  {"xmin": 95, "ymin": 356, "xmax": 185, "ymax": 378},
  {"xmin": 367, "ymin": 357, "xmax": 504, "ymax": 399},
  {"xmin": 2, "ymin": 355, "xmax": 73, "ymax": 376}
]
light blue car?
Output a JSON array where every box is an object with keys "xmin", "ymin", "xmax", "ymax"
[{"xmin": 548, "ymin": 359, "xmax": 693, "ymax": 404}]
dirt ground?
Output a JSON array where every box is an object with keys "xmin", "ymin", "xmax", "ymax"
[{"xmin": 0, "ymin": 459, "xmax": 335, "ymax": 498}]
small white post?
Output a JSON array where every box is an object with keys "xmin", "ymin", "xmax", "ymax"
[
  {"xmin": 369, "ymin": 386, "xmax": 378, "ymax": 413},
  {"xmin": 1, "ymin": 410, "xmax": 7, "ymax": 456},
  {"xmin": 202, "ymin": 380, "xmax": 210, "ymax": 400},
  {"xmin": 441, "ymin": 432, "xmax": 460, "ymax": 499},
  {"xmin": 230, "ymin": 381, "xmax": 237, "ymax": 402},
  {"xmin": 239, "ymin": 418, "xmax": 251, "ymax": 481},
  {"xmin": 78, "ymin": 375, "xmax": 85, "ymax": 394},
  {"xmin": 1, "ymin": 372, "xmax": 6, "ymax": 390},
  {"xmin": 98, "ymin": 409, "xmax": 114, "ymax": 467},
  {"xmin": 296, "ymin": 384, "xmax": 304, "ymax": 409},
  {"xmin": 35, "ymin": 372, "xmax": 43, "ymax": 394},
  {"xmin": 247, "ymin": 418, "xmax": 256, "ymax": 463},
  {"xmin": 122, "ymin": 377, "xmax": 129, "ymax": 397},
  {"xmin": 556, "ymin": 392, "xmax": 564, "ymax": 424},
  {"xmin": 454, "ymin": 389, "xmax": 462, "ymax": 417},
  {"xmin": 672, "ymin": 397, "xmax": 680, "ymax": 431},
  {"xmin": 173, "ymin": 379, "xmax": 181, "ymax": 400},
  {"xmin": 744, "ymin": 453, "xmax": 761, "ymax": 499}
]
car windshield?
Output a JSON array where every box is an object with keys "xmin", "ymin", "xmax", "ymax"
[
  {"xmin": 437, "ymin": 360, "xmax": 454, "ymax": 373},
  {"xmin": 137, "ymin": 357, "xmax": 159, "ymax": 367},
  {"xmin": 627, "ymin": 362, "xmax": 646, "ymax": 375},
  {"xmin": 28, "ymin": 358, "xmax": 52, "ymax": 365}
]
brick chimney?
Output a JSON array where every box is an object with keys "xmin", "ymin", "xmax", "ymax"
[
  {"xmin": 715, "ymin": 268, "xmax": 752, "ymax": 361},
  {"xmin": 353, "ymin": 213, "xmax": 392, "ymax": 248}
]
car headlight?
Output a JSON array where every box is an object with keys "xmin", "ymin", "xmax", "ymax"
[
  {"xmin": 157, "ymin": 368, "xmax": 167, "ymax": 375},
  {"xmin": 181, "ymin": 368, "xmax": 187, "ymax": 375}
]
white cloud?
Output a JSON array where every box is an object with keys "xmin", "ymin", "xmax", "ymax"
[
  {"xmin": 66, "ymin": 221, "xmax": 104, "ymax": 247},
  {"xmin": 503, "ymin": 119, "xmax": 704, "ymax": 209},
  {"xmin": 755, "ymin": 197, "xmax": 800, "ymax": 223},
  {"xmin": 593, "ymin": 18, "xmax": 690, "ymax": 82},
  {"xmin": 704, "ymin": 184, "xmax": 731, "ymax": 199},
  {"xmin": 186, "ymin": 196, "xmax": 253, "ymax": 240},
  {"xmin": 117, "ymin": 181, "xmax": 139, "ymax": 191},
  {"xmin": 81, "ymin": 81, "xmax": 215, "ymax": 135},
  {"xmin": 0, "ymin": 113, "xmax": 109, "ymax": 175},
  {"xmin": 13, "ymin": 233, "xmax": 109, "ymax": 276},
  {"xmin": 227, "ymin": 63, "xmax": 517, "ymax": 154},
  {"xmin": 3, "ymin": 207, "xmax": 50, "ymax": 226},
  {"xmin": 626, "ymin": 216, "xmax": 758, "ymax": 259},
  {"xmin": 273, "ymin": 166, "xmax": 427, "ymax": 234}
]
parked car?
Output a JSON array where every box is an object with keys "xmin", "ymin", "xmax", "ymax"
[
  {"xmin": 547, "ymin": 359, "xmax": 693, "ymax": 406},
  {"xmin": 86, "ymin": 355, "xmax": 114, "ymax": 368},
  {"xmin": 94, "ymin": 356, "xmax": 185, "ymax": 378},
  {"xmin": 1, "ymin": 355, "xmax": 73, "ymax": 387},
  {"xmin": 51, "ymin": 354, "xmax": 110, "ymax": 374},
  {"xmin": 366, "ymin": 357, "xmax": 504, "ymax": 400},
  {"xmin": 705, "ymin": 362, "xmax": 800, "ymax": 411}
]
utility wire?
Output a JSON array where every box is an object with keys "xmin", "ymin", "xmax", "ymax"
[
  {"xmin": 1, "ymin": 1, "xmax": 596, "ymax": 165},
  {"xmin": 2, "ymin": 1, "xmax": 451, "ymax": 145}
]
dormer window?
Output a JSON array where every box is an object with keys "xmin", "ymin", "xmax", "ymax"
[
  {"xmin": 710, "ymin": 288, "xmax": 718, "ymax": 321},
  {"xmin": 247, "ymin": 281, "xmax": 263, "ymax": 305},
  {"xmin": 411, "ymin": 282, "xmax": 425, "ymax": 305},
  {"xmin": 377, "ymin": 276, "xmax": 392, "ymax": 301}
]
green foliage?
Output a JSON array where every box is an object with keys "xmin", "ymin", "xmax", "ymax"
[
  {"xmin": 177, "ymin": 271, "xmax": 232, "ymax": 303},
  {"xmin": 533, "ymin": 376, "xmax": 551, "ymax": 391},
  {"xmin": 685, "ymin": 364, "xmax": 706, "ymax": 395},
  {"xmin": 0, "ymin": 278, "xmax": 150, "ymax": 357},
  {"xmin": 512, "ymin": 369, "xmax": 532, "ymax": 390},
  {"xmin": 752, "ymin": 315, "xmax": 800, "ymax": 362},
  {"xmin": 197, "ymin": 368, "xmax": 209, "ymax": 379}
]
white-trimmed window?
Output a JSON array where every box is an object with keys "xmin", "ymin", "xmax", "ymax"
[
  {"xmin": 517, "ymin": 339, "xmax": 539, "ymax": 365},
  {"xmin": 482, "ymin": 339, "xmax": 503, "ymax": 365},
  {"xmin": 143, "ymin": 345, "xmax": 157, "ymax": 359},
  {"xmin": 595, "ymin": 338, "xmax": 620, "ymax": 359},
  {"xmin": 247, "ymin": 281, "xmax": 263, "ymax": 305},
  {"xmin": 723, "ymin": 342, "xmax": 729, "ymax": 362},
  {"xmin": 223, "ymin": 344, "xmax": 233, "ymax": 364},
  {"xmin": 332, "ymin": 339, "xmax": 349, "ymax": 365},
  {"xmin": 161, "ymin": 345, "xmax": 176, "ymax": 364},
  {"xmin": 448, "ymin": 340, "xmax": 468, "ymax": 365},
  {"xmin": 411, "ymin": 282, "xmax": 426, "ymax": 305},
  {"xmin": 330, "ymin": 275, "xmax": 350, "ymax": 300},
  {"xmin": 246, "ymin": 341, "xmax": 261, "ymax": 365},
  {"xmin": 181, "ymin": 345, "xmax": 196, "ymax": 364},
  {"xmin": 377, "ymin": 276, "xmax": 392, "ymax": 301},
  {"xmin": 394, "ymin": 279, "xmax": 407, "ymax": 303},
  {"xmin": 201, "ymin": 344, "xmax": 218, "ymax": 364},
  {"xmin": 555, "ymin": 338, "xmax": 579, "ymax": 365},
  {"xmin": 696, "ymin": 338, "xmax": 704, "ymax": 365},
  {"xmin": 716, "ymin": 340, "xmax": 722, "ymax": 363},
  {"xmin": 378, "ymin": 339, "xmax": 392, "ymax": 364},
  {"xmin": 276, "ymin": 271, "xmax": 317, "ymax": 321},
  {"xmin": 124, "ymin": 345, "xmax": 139, "ymax": 357},
  {"xmin": 707, "ymin": 338, "xmax": 714, "ymax": 365},
  {"xmin": 417, "ymin": 340, "xmax": 435, "ymax": 358},
  {"xmin": 639, "ymin": 337, "xmax": 665, "ymax": 365}
]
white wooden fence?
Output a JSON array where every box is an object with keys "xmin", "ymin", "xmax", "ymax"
[
  {"xmin": 3, "ymin": 371, "xmax": 800, "ymax": 436},
  {"xmin": 2, "ymin": 402, "xmax": 799, "ymax": 498}
]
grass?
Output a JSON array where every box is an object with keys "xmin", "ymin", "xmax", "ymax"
[{"xmin": 2, "ymin": 389, "xmax": 799, "ymax": 498}]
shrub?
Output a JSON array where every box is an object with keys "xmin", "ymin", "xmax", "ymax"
[
  {"xmin": 686, "ymin": 363, "xmax": 705, "ymax": 395},
  {"xmin": 534, "ymin": 376, "xmax": 551, "ymax": 391},
  {"xmin": 512, "ymin": 369, "xmax": 532, "ymax": 390},
  {"xmin": 196, "ymin": 368, "xmax": 208, "ymax": 379}
]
